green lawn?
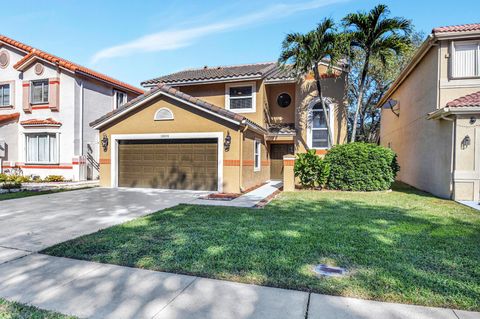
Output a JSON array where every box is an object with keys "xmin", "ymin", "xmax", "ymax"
[
  {"xmin": 0, "ymin": 298, "xmax": 76, "ymax": 319},
  {"xmin": 0, "ymin": 188, "xmax": 92, "ymax": 201},
  {"xmin": 43, "ymin": 183, "xmax": 480, "ymax": 311}
]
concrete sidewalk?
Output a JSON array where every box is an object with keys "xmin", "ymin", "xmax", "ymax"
[
  {"xmin": 0, "ymin": 253, "xmax": 477, "ymax": 319},
  {"xmin": 192, "ymin": 180, "xmax": 282, "ymax": 208}
]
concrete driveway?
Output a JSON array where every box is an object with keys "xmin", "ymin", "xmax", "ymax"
[{"xmin": 0, "ymin": 187, "xmax": 208, "ymax": 254}]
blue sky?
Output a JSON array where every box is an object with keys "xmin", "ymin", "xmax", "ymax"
[{"xmin": 1, "ymin": 0, "xmax": 479, "ymax": 87}]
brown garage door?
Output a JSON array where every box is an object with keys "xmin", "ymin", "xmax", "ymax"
[{"xmin": 118, "ymin": 139, "xmax": 218, "ymax": 191}]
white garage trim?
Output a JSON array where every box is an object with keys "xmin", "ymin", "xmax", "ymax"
[{"xmin": 111, "ymin": 132, "xmax": 223, "ymax": 192}]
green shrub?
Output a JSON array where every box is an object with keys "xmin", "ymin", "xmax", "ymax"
[
  {"xmin": 324, "ymin": 142, "xmax": 399, "ymax": 191},
  {"xmin": 0, "ymin": 173, "xmax": 6, "ymax": 183},
  {"xmin": 1, "ymin": 181, "xmax": 22, "ymax": 190},
  {"xmin": 294, "ymin": 150, "xmax": 330, "ymax": 189},
  {"xmin": 43, "ymin": 175, "xmax": 65, "ymax": 182}
]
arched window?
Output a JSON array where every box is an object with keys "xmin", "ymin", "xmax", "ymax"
[
  {"xmin": 311, "ymin": 103, "xmax": 329, "ymax": 148},
  {"xmin": 307, "ymin": 99, "xmax": 333, "ymax": 149},
  {"xmin": 154, "ymin": 108, "xmax": 174, "ymax": 121}
]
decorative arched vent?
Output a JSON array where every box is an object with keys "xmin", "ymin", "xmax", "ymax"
[
  {"xmin": 154, "ymin": 108, "xmax": 174, "ymax": 121},
  {"xmin": 0, "ymin": 51, "xmax": 9, "ymax": 68},
  {"xmin": 34, "ymin": 62, "xmax": 44, "ymax": 75}
]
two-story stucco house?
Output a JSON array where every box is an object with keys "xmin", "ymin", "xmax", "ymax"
[
  {"xmin": 379, "ymin": 23, "xmax": 480, "ymax": 201},
  {"xmin": 91, "ymin": 62, "xmax": 348, "ymax": 193},
  {"xmin": 0, "ymin": 35, "xmax": 143, "ymax": 180}
]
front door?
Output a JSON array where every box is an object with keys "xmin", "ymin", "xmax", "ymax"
[{"xmin": 270, "ymin": 144, "xmax": 294, "ymax": 180}]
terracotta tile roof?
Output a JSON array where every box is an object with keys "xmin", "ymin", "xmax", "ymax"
[
  {"xmin": 20, "ymin": 118, "xmax": 62, "ymax": 126},
  {"xmin": 265, "ymin": 65, "xmax": 295, "ymax": 82},
  {"xmin": 447, "ymin": 91, "xmax": 480, "ymax": 107},
  {"xmin": 0, "ymin": 34, "xmax": 143, "ymax": 94},
  {"xmin": 91, "ymin": 83, "xmax": 265, "ymax": 133},
  {"xmin": 142, "ymin": 62, "xmax": 279, "ymax": 86},
  {"xmin": 0, "ymin": 112, "xmax": 20, "ymax": 124},
  {"xmin": 433, "ymin": 23, "xmax": 480, "ymax": 34}
]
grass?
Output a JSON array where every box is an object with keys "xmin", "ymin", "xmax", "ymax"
[
  {"xmin": 43, "ymin": 182, "xmax": 480, "ymax": 311},
  {"xmin": 0, "ymin": 298, "xmax": 77, "ymax": 319},
  {"xmin": 0, "ymin": 188, "xmax": 93, "ymax": 201}
]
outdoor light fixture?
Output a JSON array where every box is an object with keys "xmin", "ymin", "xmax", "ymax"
[
  {"xmin": 470, "ymin": 117, "xmax": 477, "ymax": 125},
  {"xmin": 101, "ymin": 133, "xmax": 109, "ymax": 152},
  {"xmin": 461, "ymin": 135, "xmax": 471, "ymax": 150},
  {"xmin": 224, "ymin": 131, "xmax": 231, "ymax": 152}
]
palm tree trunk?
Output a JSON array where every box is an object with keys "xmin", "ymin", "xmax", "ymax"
[
  {"xmin": 312, "ymin": 63, "xmax": 333, "ymax": 148},
  {"xmin": 350, "ymin": 53, "xmax": 370, "ymax": 143}
]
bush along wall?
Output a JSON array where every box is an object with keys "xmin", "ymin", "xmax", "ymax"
[{"xmin": 324, "ymin": 143, "xmax": 399, "ymax": 191}]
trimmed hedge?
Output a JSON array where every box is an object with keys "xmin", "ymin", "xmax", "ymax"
[
  {"xmin": 294, "ymin": 150, "xmax": 330, "ymax": 189},
  {"xmin": 324, "ymin": 143, "xmax": 399, "ymax": 191}
]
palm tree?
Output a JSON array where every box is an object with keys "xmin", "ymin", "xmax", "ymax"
[
  {"xmin": 279, "ymin": 18, "xmax": 340, "ymax": 148},
  {"xmin": 343, "ymin": 4, "xmax": 412, "ymax": 142}
]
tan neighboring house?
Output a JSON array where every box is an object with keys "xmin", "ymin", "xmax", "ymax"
[
  {"xmin": 379, "ymin": 23, "xmax": 480, "ymax": 201},
  {"xmin": 91, "ymin": 62, "xmax": 348, "ymax": 193}
]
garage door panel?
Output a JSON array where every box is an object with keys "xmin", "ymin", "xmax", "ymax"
[{"xmin": 118, "ymin": 139, "xmax": 218, "ymax": 191}]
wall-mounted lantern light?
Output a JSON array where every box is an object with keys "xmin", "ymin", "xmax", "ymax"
[
  {"xmin": 224, "ymin": 131, "xmax": 231, "ymax": 152},
  {"xmin": 470, "ymin": 117, "xmax": 477, "ymax": 125},
  {"xmin": 101, "ymin": 133, "xmax": 109, "ymax": 152},
  {"xmin": 461, "ymin": 135, "xmax": 471, "ymax": 150}
]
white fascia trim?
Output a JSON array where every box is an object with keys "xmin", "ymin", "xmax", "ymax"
[
  {"xmin": 306, "ymin": 98, "xmax": 335, "ymax": 150},
  {"xmin": 142, "ymin": 76, "xmax": 263, "ymax": 88},
  {"xmin": 427, "ymin": 106, "xmax": 480, "ymax": 119},
  {"xmin": 92, "ymin": 90, "xmax": 241, "ymax": 130},
  {"xmin": 225, "ymin": 81, "xmax": 257, "ymax": 114},
  {"xmin": 264, "ymin": 78, "xmax": 297, "ymax": 84},
  {"xmin": 110, "ymin": 132, "xmax": 223, "ymax": 192}
]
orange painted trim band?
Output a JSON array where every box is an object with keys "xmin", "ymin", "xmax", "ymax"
[
  {"xmin": 22, "ymin": 83, "xmax": 30, "ymax": 87},
  {"xmin": 315, "ymin": 149, "xmax": 328, "ymax": 155},
  {"xmin": 99, "ymin": 159, "xmax": 111, "ymax": 164},
  {"xmin": 21, "ymin": 165, "xmax": 73, "ymax": 169},
  {"xmin": 284, "ymin": 160, "xmax": 295, "ymax": 166},
  {"xmin": 49, "ymin": 80, "xmax": 60, "ymax": 85},
  {"xmin": 31, "ymin": 105, "xmax": 51, "ymax": 110},
  {"xmin": 223, "ymin": 160, "xmax": 240, "ymax": 166}
]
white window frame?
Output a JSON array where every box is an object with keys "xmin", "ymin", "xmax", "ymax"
[
  {"xmin": 306, "ymin": 98, "xmax": 335, "ymax": 150},
  {"xmin": 30, "ymin": 79, "xmax": 49, "ymax": 105},
  {"xmin": 225, "ymin": 82, "xmax": 256, "ymax": 113},
  {"xmin": 24, "ymin": 132, "xmax": 60, "ymax": 164},
  {"xmin": 0, "ymin": 83, "xmax": 11, "ymax": 107},
  {"xmin": 451, "ymin": 40, "xmax": 480, "ymax": 79},
  {"xmin": 114, "ymin": 90, "xmax": 127, "ymax": 109},
  {"xmin": 254, "ymin": 139, "xmax": 261, "ymax": 172}
]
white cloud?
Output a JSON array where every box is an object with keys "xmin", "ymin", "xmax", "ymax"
[{"xmin": 91, "ymin": 0, "xmax": 347, "ymax": 64}]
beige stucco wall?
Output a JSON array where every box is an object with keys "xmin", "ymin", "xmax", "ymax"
[
  {"xmin": 265, "ymin": 83, "xmax": 296, "ymax": 124},
  {"xmin": 380, "ymin": 47, "xmax": 455, "ymax": 199},
  {"xmin": 241, "ymin": 130, "xmax": 270, "ymax": 191},
  {"xmin": 98, "ymin": 95, "xmax": 248, "ymax": 193},
  {"xmin": 295, "ymin": 74, "xmax": 348, "ymax": 153},
  {"xmin": 453, "ymin": 115, "xmax": 480, "ymax": 201},
  {"xmin": 98, "ymin": 94, "xmax": 272, "ymax": 193},
  {"xmin": 176, "ymin": 80, "xmax": 266, "ymax": 127}
]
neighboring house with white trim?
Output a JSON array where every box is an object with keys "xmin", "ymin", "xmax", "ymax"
[
  {"xmin": 91, "ymin": 62, "xmax": 348, "ymax": 193},
  {"xmin": 0, "ymin": 35, "xmax": 143, "ymax": 180},
  {"xmin": 379, "ymin": 23, "xmax": 480, "ymax": 201}
]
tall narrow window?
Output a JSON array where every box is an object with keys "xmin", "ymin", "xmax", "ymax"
[
  {"xmin": 30, "ymin": 80, "xmax": 49, "ymax": 104},
  {"xmin": 26, "ymin": 133, "xmax": 58, "ymax": 163},
  {"xmin": 114, "ymin": 90, "xmax": 127, "ymax": 109},
  {"xmin": 311, "ymin": 103, "xmax": 329, "ymax": 148},
  {"xmin": 452, "ymin": 42, "xmax": 479, "ymax": 78},
  {"xmin": 0, "ymin": 84, "xmax": 10, "ymax": 106},
  {"xmin": 254, "ymin": 139, "xmax": 261, "ymax": 171}
]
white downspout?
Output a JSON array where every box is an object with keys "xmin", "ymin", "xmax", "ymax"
[{"xmin": 79, "ymin": 80, "xmax": 84, "ymax": 156}]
